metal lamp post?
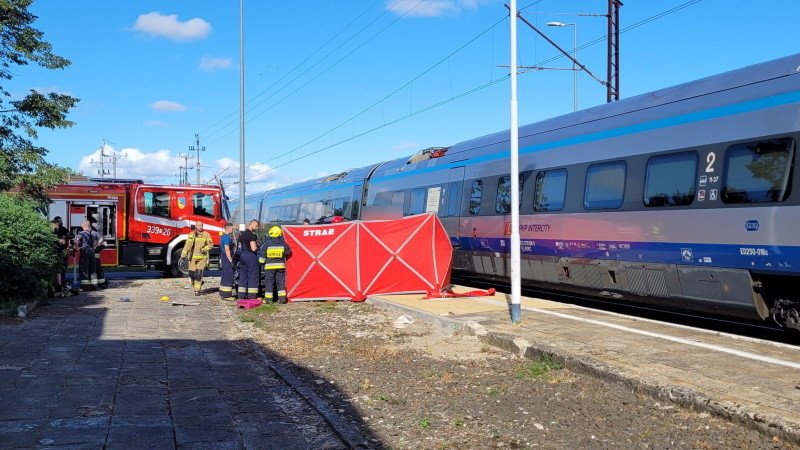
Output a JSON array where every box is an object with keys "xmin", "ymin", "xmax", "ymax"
[
  {"xmin": 546, "ymin": 21, "xmax": 578, "ymax": 111},
  {"xmin": 509, "ymin": 0, "xmax": 522, "ymax": 323}
]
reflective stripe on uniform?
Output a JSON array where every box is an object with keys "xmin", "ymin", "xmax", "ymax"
[
  {"xmin": 192, "ymin": 255, "xmax": 206, "ymax": 259},
  {"xmin": 277, "ymin": 290, "xmax": 286, "ymax": 297},
  {"xmin": 266, "ymin": 246, "xmax": 284, "ymax": 258},
  {"xmin": 220, "ymin": 286, "xmax": 233, "ymax": 292},
  {"xmin": 246, "ymin": 288, "xmax": 259, "ymax": 294},
  {"xmin": 258, "ymin": 258, "xmax": 266, "ymax": 264},
  {"xmin": 264, "ymin": 264, "xmax": 285, "ymax": 270},
  {"xmin": 264, "ymin": 293, "xmax": 273, "ymax": 298}
]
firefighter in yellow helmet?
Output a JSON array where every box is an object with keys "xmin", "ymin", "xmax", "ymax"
[
  {"xmin": 181, "ymin": 222, "xmax": 214, "ymax": 296},
  {"xmin": 259, "ymin": 225, "xmax": 292, "ymax": 303}
]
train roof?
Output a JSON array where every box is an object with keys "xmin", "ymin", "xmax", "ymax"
[
  {"xmin": 444, "ymin": 53, "xmax": 800, "ymax": 159},
  {"xmin": 234, "ymin": 53, "xmax": 800, "ymax": 207}
]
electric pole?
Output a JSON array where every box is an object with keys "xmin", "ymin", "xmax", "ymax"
[
  {"xmin": 109, "ymin": 151, "xmax": 125, "ymax": 179},
  {"xmin": 607, "ymin": 0, "xmax": 622, "ymax": 102},
  {"xmin": 189, "ymin": 133, "xmax": 206, "ymax": 185},
  {"xmin": 90, "ymin": 139, "xmax": 116, "ymax": 178},
  {"xmin": 177, "ymin": 153, "xmax": 191, "ymax": 185}
]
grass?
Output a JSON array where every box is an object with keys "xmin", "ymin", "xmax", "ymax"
[
  {"xmin": 374, "ymin": 393, "xmax": 407, "ymax": 405},
  {"xmin": 516, "ymin": 354, "xmax": 564, "ymax": 381},
  {"xmin": 452, "ymin": 418, "xmax": 466, "ymax": 427},
  {"xmin": 314, "ymin": 302, "xmax": 337, "ymax": 312},
  {"xmin": 419, "ymin": 417, "xmax": 431, "ymax": 429},
  {"xmin": 423, "ymin": 369, "xmax": 443, "ymax": 378},
  {"xmin": 486, "ymin": 386, "xmax": 500, "ymax": 397},
  {"xmin": 238, "ymin": 303, "xmax": 279, "ymax": 329}
]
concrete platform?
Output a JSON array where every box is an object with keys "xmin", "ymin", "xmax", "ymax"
[{"xmin": 367, "ymin": 286, "xmax": 800, "ymax": 444}]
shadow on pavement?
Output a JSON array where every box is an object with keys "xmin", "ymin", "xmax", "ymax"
[{"xmin": 0, "ymin": 283, "xmax": 381, "ymax": 449}]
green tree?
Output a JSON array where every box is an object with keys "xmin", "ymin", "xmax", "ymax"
[{"xmin": 0, "ymin": 0, "xmax": 79, "ymax": 207}]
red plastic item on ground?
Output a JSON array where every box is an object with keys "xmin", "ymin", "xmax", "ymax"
[
  {"xmin": 423, "ymin": 287, "xmax": 496, "ymax": 299},
  {"xmin": 236, "ymin": 299, "xmax": 263, "ymax": 309},
  {"xmin": 284, "ymin": 213, "xmax": 453, "ymax": 302}
]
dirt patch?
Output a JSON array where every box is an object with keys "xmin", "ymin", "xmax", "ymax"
[{"xmin": 235, "ymin": 301, "xmax": 796, "ymax": 449}]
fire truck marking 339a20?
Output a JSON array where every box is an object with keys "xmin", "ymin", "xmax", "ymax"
[{"xmin": 47, "ymin": 178, "xmax": 229, "ymax": 277}]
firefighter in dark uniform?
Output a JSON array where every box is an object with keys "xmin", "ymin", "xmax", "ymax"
[
  {"xmin": 219, "ymin": 222, "xmax": 236, "ymax": 300},
  {"xmin": 75, "ymin": 220, "xmax": 97, "ymax": 290},
  {"xmin": 93, "ymin": 230, "xmax": 107, "ymax": 289},
  {"xmin": 260, "ymin": 225, "xmax": 291, "ymax": 303},
  {"xmin": 237, "ymin": 219, "xmax": 261, "ymax": 300}
]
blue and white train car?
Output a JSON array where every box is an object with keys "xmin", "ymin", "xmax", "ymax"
[{"xmin": 236, "ymin": 54, "xmax": 800, "ymax": 331}]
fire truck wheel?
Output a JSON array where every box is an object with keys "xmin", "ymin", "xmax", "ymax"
[{"xmin": 168, "ymin": 247, "xmax": 190, "ymax": 277}]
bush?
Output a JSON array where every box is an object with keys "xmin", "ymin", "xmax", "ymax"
[{"xmin": 0, "ymin": 193, "xmax": 60, "ymax": 303}]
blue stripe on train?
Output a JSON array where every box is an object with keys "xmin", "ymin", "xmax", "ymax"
[{"xmin": 454, "ymin": 237, "xmax": 800, "ymax": 274}]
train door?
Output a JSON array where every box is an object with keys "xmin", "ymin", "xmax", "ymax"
[
  {"xmin": 446, "ymin": 166, "xmax": 468, "ymax": 270},
  {"xmin": 350, "ymin": 184, "xmax": 362, "ymax": 220}
]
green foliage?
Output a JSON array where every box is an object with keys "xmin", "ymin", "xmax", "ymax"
[
  {"xmin": 0, "ymin": 0, "xmax": 78, "ymax": 207},
  {"xmin": 515, "ymin": 354, "xmax": 564, "ymax": 381},
  {"xmin": 418, "ymin": 417, "xmax": 431, "ymax": 429},
  {"xmin": 0, "ymin": 193, "xmax": 60, "ymax": 303}
]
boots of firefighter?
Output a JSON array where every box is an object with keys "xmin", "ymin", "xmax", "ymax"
[{"xmin": 276, "ymin": 269, "xmax": 287, "ymax": 304}]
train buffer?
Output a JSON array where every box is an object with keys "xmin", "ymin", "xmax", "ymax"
[{"xmin": 366, "ymin": 286, "xmax": 800, "ymax": 443}]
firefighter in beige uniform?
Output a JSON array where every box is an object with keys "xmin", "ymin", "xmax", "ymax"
[{"xmin": 182, "ymin": 222, "xmax": 214, "ymax": 295}]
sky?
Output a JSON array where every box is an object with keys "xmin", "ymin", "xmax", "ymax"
[{"xmin": 15, "ymin": 0, "xmax": 800, "ymax": 200}]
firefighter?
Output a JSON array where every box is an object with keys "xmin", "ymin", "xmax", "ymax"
[
  {"xmin": 219, "ymin": 222, "xmax": 236, "ymax": 300},
  {"xmin": 237, "ymin": 219, "xmax": 261, "ymax": 300},
  {"xmin": 181, "ymin": 222, "xmax": 214, "ymax": 296},
  {"xmin": 75, "ymin": 220, "xmax": 97, "ymax": 290},
  {"xmin": 260, "ymin": 225, "xmax": 292, "ymax": 304},
  {"xmin": 93, "ymin": 230, "xmax": 107, "ymax": 289}
]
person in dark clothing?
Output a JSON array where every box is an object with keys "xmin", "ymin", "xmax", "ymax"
[
  {"xmin": 219, "ymin": 222, "xmax": 236, "ymax": 299},
  {"xmin": 75, "ymin": 220, "xmax": 97, "ymax": 290},
  {"xmin": 260, "ymin": 226, "xmax": 292, "ymax": 303},
  {"xmin": 53, "ymin": 216, "xmax": 69, "ymax": 291},
  {"xmin": 237, "ymin": 219, "xmax": 261, "ymax": 300}
]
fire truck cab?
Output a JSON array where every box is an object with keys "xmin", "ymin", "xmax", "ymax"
[{"xmin": 47, "ymin": 178, "xmax": 229, "ymax": 276}]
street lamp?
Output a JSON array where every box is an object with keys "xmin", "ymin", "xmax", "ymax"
[{"xmin": 546, "ymin": 21, "xmax": 578, "ymax": 112}]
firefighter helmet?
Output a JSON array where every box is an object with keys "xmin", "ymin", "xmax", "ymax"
[{"xmin": 268, "ymin": 226, "xmax": 282, "ymax": 238}]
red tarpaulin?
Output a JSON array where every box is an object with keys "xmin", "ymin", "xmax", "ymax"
[{"xmin": 284, "ymin": 214, "xmax": 452, "ymax": 302}]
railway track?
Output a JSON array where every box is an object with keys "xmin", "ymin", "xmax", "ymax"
[{"xmin": 452, "ymin": 274, "xmax": 800, "ymax": 346}]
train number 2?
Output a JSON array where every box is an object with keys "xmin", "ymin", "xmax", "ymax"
[{"xmin": 705, "ymin": 152, "xmax": 716, "ymax": 173}]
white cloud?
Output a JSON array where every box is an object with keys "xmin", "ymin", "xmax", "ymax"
[
  {"xmin": 198, "ymin": 56, "xmax": 232, "ymax": 72},
  {"xmin": 386, "ymin": 0, "xmax": 492, "ymax": 17},
  {"xmin": 132, "ymin": 11, "xmax": 211, "ymax": 41},
  {"xmin": 150, "ymin": 100, "xmax": 187, "ymax": 112},
  {"xmin": 215, "ymin": 157, "xmax": 279, "ymax": 194},
  {"xmin": 78, "ymin": 146, "xmax": 184, "ymax": 184},
  {"xmin": 144, "ymin": 120, "xmax": 167, "ymax": 127}
]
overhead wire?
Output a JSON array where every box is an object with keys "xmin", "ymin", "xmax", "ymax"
[
  {"xmin": 199, "ymin": 0, "xmax": 386, "ymax": 137},
  {"xmin": 203, "ymin": 0, "xmax": 419, "ymax": 143},
  {"xmin": 242, "ymin": 0, "xmax": 703, "ymax": 183}
]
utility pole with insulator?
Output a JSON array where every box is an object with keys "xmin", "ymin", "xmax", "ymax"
[
  {"xmin": 607, "ymin": 0, "xmax": 622, "ymax": 102},
  {"xmin": 177, "ymin": 153, "xmax": 191, "ymax": 185},
  {"xmin": 189, "ymin": 133, "xmax": 206, "ymax": 185}
]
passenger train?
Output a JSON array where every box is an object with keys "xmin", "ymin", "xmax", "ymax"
[{"xmin": 232, "ymin": 54, "xmax": 800, "ymax": 332}]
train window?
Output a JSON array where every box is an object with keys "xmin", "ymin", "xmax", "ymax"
[
  {"xmin": 469, "ymin": 180, "xmax": 483, "ymax": 215},
  {"xmin": 495, "ymin": 175, "xmax": 524, "ymax": 214},
  {"xmin": 644, "ymin": 152, "xmax": 697, "ymax": 207},
  {"xmin": 141, "ymin": 191, "xmax": 170, "ymax": 218},
  {"xmin": 446, "ymin": 182, "xmax": 461, "ymax": 216},
  {"xmin": 332, "ymin": 198, "xmax": 345, "ymax": 216},
  {"xmin": 192, "ymin": 193, "xmax": 215, "ymax": 217},
  {"xmin": 722, "ymin": 138, "xmax": 795, "ymax": 204},
  {"xmin": 373, "ymin": 191, "xmax": 392, "ymax": 207},
  {"xmin": 584, "ymin": 161, "xmax": 626, "ymax": 210},
  {"xmin": 408, "ymin": 188, "xmax": 426, "ymax": 215},
  {"xmin": 392, "ymin": 191, "xmax": 405, "ymax": 208},
  {"xmin": 534, "ymin": 169, "xmax": 567, "ymax": 212}
]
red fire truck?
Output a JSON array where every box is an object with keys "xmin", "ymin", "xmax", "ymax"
[{"xmin": 46, "ymin": 178, "xmax": 230, "ymax": 276}]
